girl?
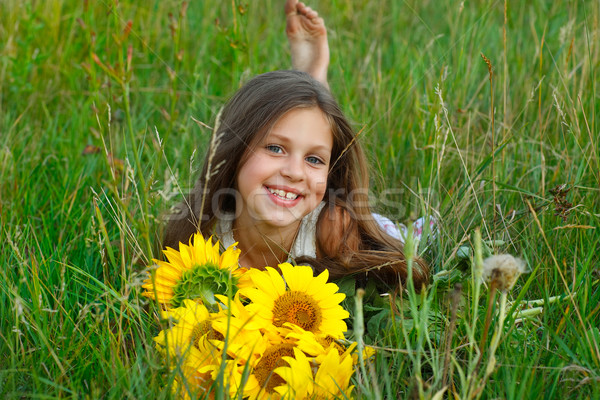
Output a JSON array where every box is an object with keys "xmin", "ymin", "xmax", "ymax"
[
  {"xmin": 164, "ymin": 69, "xmax": 429, "ymax": 290},
  {"xmin": 163, "ymin": 2, "xmax": 429, "ymax": 291}
]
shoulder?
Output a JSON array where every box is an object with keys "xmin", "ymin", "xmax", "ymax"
[{"xmin": 371, "ymin": 213, "xmax": 407, "ymax": 242}]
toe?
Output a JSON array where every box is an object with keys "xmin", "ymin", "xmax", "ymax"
[
  {"xmin": 285, "ymin": 0, "xmax": 299, "ymax": 16},
  {"xmin": 296, "ymin": 2, "xmax": 307, "ymax": 12}
]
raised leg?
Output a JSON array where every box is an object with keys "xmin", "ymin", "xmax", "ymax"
[{"xmin": 285, "ymin": 0, "xmax": 330, "ymax": 87}]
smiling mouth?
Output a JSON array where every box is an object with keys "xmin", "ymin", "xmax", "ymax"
[{"xmin": 266, "ymin": 186, "xmax": 300, "ymax": 200}]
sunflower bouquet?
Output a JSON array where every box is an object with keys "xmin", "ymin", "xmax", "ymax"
[{"xmin": 142, "ymin": 233, "xmax": 370, "ymax": 399}]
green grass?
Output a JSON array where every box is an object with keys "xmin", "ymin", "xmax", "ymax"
[{"xmin": 1, "ymin": 0, "xmax": 599, "ymax": 398}]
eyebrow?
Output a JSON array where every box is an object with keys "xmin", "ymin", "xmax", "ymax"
[{"xmin": 267, "ymin": 133, "xmax": 332, "ymax": 153}]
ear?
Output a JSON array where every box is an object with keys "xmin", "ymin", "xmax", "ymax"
[{"xmin": 316, "ymin": 205, "xmax": 359, "ymax": 260}]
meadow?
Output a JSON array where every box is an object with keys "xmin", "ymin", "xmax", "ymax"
[{"xmin": 1, "ymin": 0, "xmax": 599, "ymax": 398}]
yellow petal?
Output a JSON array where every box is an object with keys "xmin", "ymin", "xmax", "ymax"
[
  {"xmin": 249, "ymin": 268, "xmax": 285, "ymax": 298},
  {"xmin": 163, "ymin": 247, "xmax": 184, "ymax": 266},
  {"xmin": 317, "ymin": 292, "xmax": 346, "ymax": 308},
  {"xmin": 281, "ymin": 264, "xmax": 314, "ymax": 292},
  {"xmin": 179, "ymin": 243, "xmax": 193, "ymax": 269}
]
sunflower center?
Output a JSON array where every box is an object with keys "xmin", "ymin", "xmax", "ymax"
[
  {"xmin": 171, "ymin": 263, "xmax": 238, "ymax": 308},
  {"xmin": 272, "ymin": 290, "xmax": 323, "ymax": 332},
  {"xmin": 190, "ymin": 321, "xmax": 224, "ymax": 350},
  {"xmin": 254, "ymin": 343, "xmax": 295, "ymax": 394}
]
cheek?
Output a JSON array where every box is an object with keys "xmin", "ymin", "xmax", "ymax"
[
  {"xmin": 235, "ymin": 165, "xmax": 257, "ymax": 202},
  {"xmin": 311, "ymin": 170, "xmax": 329, "ymax": 199},
  {"xmin": 236, "ymin": 155, "xmax": 266, "ymax": 192}
]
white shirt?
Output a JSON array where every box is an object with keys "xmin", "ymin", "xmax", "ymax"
[{"xmin": 215, "ymin": 202, "xmax": 406, "ymax": 259}]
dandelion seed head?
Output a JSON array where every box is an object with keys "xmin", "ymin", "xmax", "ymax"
[{"xmin": 482, "ymin": 254, "xmax": 527, "ymax": 292}]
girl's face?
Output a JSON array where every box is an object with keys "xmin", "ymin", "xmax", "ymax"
[{"xmin": 235, "ymin": 106, "xmax": 333, "ymax": 230}]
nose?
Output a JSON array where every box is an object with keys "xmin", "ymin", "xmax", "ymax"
[{"xmin": 280, "ymin": 155, "xmax": 304, "ymax": 181}]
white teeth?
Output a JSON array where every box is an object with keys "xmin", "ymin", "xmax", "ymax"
[{"xmin": 268, "ymin": 187, "xmax": 299, "ymax": 200}]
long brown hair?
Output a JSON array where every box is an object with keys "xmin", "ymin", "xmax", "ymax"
[{"xmin": 164, "ymin": 70, "xmax": 429, "ymax": 290}]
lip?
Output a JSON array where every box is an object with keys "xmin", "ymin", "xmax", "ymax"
[
  {"xmin": 264, "ymin": 185, "xmax": 303, "ymax": 208},
  {"xmin": 265, "ymin": 184, "xmax": 302, "ymax": 195}
]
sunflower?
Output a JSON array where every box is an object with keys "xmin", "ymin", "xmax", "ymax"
[
  {"xmin": 154, "ymin": 299, "xmax": 222, "ymax": 399},
  {"xmin": 213, "ymin": 293, "xmax": 267, "ymax": 364},
  {"xmin": 246, "ymin": 342, "xmax": 297, "ymax": 400},
  {"xmin": 274, "ymin": 346, "xmax": 354, "ymax": 399},
  {"xmin": 171, "ymin": 368, "xmax": 213, "ymax": 400},
  {"xmin": 285, "ymin": 323, "xmax": 376, "ymax": 369},
  {"xmin": 154, "ymin": 299, "xmax": 222, "ymax": 361},
  {"xmin": 156, "ymin": 297, "xmax": 270, "ymax": 399},
  {"xmin": 239, "ymin": 263, "xmax": 349, "ymax": 338},
  {"xmin": 142, "ymin": 232, "xmax": 243, "ymax": 308},
  {"xmin": 209, "ymin": 359, "xmax": 260, "ymax": 399},
  {"xmin": 283, "ymin": 323, "xmax": 349, "ymax": 357}
]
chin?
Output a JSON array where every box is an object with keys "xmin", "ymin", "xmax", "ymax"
[
  {"xmin": 256, "ymin": 206, "xmax": 305, "ymax": 227},
  {"xmin": 262, "ymin": 214, "xmax": 301, "ymax": 229}
]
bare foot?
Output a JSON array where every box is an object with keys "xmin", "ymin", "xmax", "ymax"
[{"xmin": 285, "ymin": 0, "xmax": 329, "ymax": 87}]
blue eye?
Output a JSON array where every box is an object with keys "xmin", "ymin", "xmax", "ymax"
[
  {"xmin": 266, "ymin": 145, "xmax": 283, "ymax": 154},
  {"xmin": 306, "ymin": 156, "xmax": 324, "ymax": 165}
]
